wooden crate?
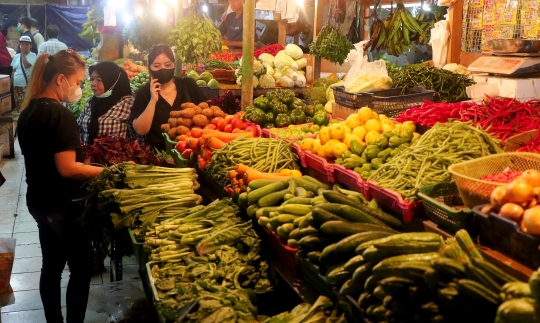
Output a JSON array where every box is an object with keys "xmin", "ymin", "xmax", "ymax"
[{"xmin": 332, "ymin": 102, "xmax": 358, "ymax": 119}]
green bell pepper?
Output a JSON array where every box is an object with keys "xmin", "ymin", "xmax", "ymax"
[
  {"xmin": 289, "ymin": 97, "xmax": 306, "ymax": 110},
  {"xmin": 377, "ymin": 148, "xmax": 392, "ymax": 162},
  {"xmin": 278, "ymin": 89, "xmax": 295, "ymax": 105},
  {"xmin": 309, "ymin": 125, "xmax": 320, "ymax": 132},
  {"xmin": 254, "ymin": 95, "xmax": 270, "ymax": 112},
  {"xmin": 265, "ymin": 111, "xmax": 275, "ymax": 123},
  {"xmin": 400, "ymin": 130, "xmax": 414, "ymax": 142},
  {"xmin": 388, "ymin": 136, "xmax": 402, "ymax": 148},
  {"xmin": 290, "ymin": 108, "xmax": 306, "ymax": 125},
  {"xmin": 304, "ymin": 105, "xmax": 316, "ymax": 117},
  {"xmin": 315, "ymin": 103, "xmax": 325, "ymax": 111},
  {"xmin": 305, "ymin": 116, "xmax": 313, "ymax": 123},
  {"xmin": 245, "ymin": 107, "xmax": 267, "ymax": 126},
  {"xmin": 376, "ymin": 136, "xmax": 389, "ymax": 149},
  {"xmin": 271, "ymin": 99, "xmax": 288, "ymax": 117},
  {"xmin": 365, "ymin": 145, "xmax": 380, "ymax": 161},
  {"xmin": 275, "ymin": 114, "xmax": 292, "ymax": 127},
  {"xmin": 300, "ymin": 124, "xmax": 310, "ymax": 132},
  {"xmin": 361, "ymin": 163, "xmax": 372, "ymax": 171},
  {"xmin": 370, "ymin": 158, "xmax": 383, "ymax": 169},
  {"xmin": 266, "ymin": 90, "xmax": 278, "ymax": 102},
  {"xmin": 263, "ymin": 123, "xmax": 275, "ymax": 129},
  {"xmin": 312, "ymin": 110, "xmax": 329, "ymax": 126}
]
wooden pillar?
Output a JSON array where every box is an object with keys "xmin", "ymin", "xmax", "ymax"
[
  {"xmin": 175, "ymin": 0, "xmax": 184, "ymax": 77},
  {"xmin": 274, "ymin": 12, "xmax": 287, "ymax": 46},
  {"xmin": 241, "ymin": 0, "xmax": 255, "ymax": 109},
  {"xmin": 446, "ymin": 0, "xmax": 463, "ymax": 64},
  {"xmin": 312, "ymin": 0, "xmax": 322, "ymax": 79},
  {"xmin": 99, "ymin": 33, "xmax": 121, "ymax": 61}
]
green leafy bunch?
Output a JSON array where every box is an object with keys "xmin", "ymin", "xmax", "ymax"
[
  {"xmin": 123, "ymin": 13, "xmax": 171, "ymax": 52},
  {"xmin": 309, "ymin": 24, "xmax": 353, "ymax": 65},
  {"xmin": 169, "ymin": 4, "xmax": 223, "ymax": 66}
]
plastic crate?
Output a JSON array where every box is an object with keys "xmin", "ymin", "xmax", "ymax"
[
  {"xmin": 448, "ymin": 153, "xmax": 540, "ymax": 208},
  {"xmin": 333, "ymin": 86, "xmax": 374, "ymax": 109},
  {"xmin": 199, "ymin": 86, "xmax": 220, "ymax": 101},
  {"xmin": 264, "ymin": 228, "xmax": 300, "ymax": 277},
  {"xmin": 304, "ymin": 151, "xmax": 335, "ymax": 183},
  {"xmin": 290, "ymin": 143, "xmax": 307, "ymax": 167},
  {"xmin": 473, "ymin": 205, "xmax": 540, "ymax": 269},
  {"xmin": 368, "ymin": 87, "xmax": 435, "ymax": 118},
  {"xmin": 333, "ymin": 165, "xmax": 371, "ymax": 200},
  {"xmin": 296, "ymin": 252, "xmax": 336, "ymax": 300},
  {"xmin": 170, "ymin": 149, "xmax": 190, "ymax": 168},
  {"xmin": 367, "ymin": 181, "xmax": 424, "ymax": 223},
  {"xmin": 204, "ymin": 66, "xmax": 235, "ymax": 82},
  {"xmin": 162, "ymin": 133, "xmax": 177, "ymax": 156},
  {"xmin": 418, "ymin": 182, "xmax": 473, "ymax": 233},
  {"xmin": 129, "ymin": 228, "xmax": 151, "ymax": 270}
]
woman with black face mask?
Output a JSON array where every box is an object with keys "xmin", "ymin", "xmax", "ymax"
[{"xmin": 130, "ymin": 44, "xmax": 205, "ymax": 151}]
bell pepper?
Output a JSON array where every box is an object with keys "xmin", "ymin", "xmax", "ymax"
[
  {"xmin": 400, "ymin": 130, "xmax": 414, "ymax": 142},
  {"xmin": 245, "ymin": 107, "xmax": 267, "ymax": 126},
  {"xmin": 370, "ymin": 158, "xmax": 383, "ymax": 169},
  {"xmin": 388, "ymin": 136, "xmax": 402, "ymax": 148},
  {"xmin": 377, "ymin": 148, "xmax": 392, "ymax": 162},
  {"xmin": 306, "ymin": 117, "xmax": 313, "ymax": 123},
  {"xmin": 315, "ymin": 103, "xmax": 325, "ymax": 111},
  {"xmin": 265, "ymin": 111, "xmax": 275, "ymax": 124},
  {"xmin": 254, "ymin": 95, "xmax": 270, "ymax": 112},
  {"xmin": 304, "ymin": 104, "xmax": 316, "ymax": 117},
  {"xmin": 266, "ymin": 90, "xmax": 278, "ymax": 102},
  {"xmin": 278, "ymin": 89, "xmax": 295, "ymax": 105},
  {"xmin": 290, "ymin": 108, "xmax": 306, "ymax": 125},
  {"xmin": 271, "ymin": 100, "xmax": 289, "ymax": 117},
  {"xmin": 312, "ymin": 111, "xmax": 329, "ymax": 126},
  {"xmin": 310, "ymin": 125, "xmax": 320, "ymax": 132},
  {"xmin": 376, "ymin": 136, "xmax": 389, "ymax": 149},
  {"xmin": 365, "ymin": 145, "xmax": 380, "ymax": 161},
  {"xmin": 289, "ymin": 97, "xmax": 306, "ymax": 110},
  {"xmin": 275, "ymin": 114, "xmax": 292, "ymax": 127},
  {"xmin": 263, "ymin": 122, "xmax": 275, "ymax": 129}
]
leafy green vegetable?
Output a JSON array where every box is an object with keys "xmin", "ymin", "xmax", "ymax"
[{"xmin": 123, "ymin": 13, "xmax": 171, "ymax": 51}]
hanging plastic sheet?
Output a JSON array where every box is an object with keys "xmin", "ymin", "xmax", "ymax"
[{"xmin": 45, "ymin": 4, "xmax": 95, "ymax": 51}]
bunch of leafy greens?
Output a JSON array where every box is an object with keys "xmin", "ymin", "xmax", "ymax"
[
  {"xmin": 123, "ymin": 13, "xmax": 171, "ymax": 52},
  {"xmin": 69, "ymin": 80, "xmax": 92, "ymax": 118},
  {"xmin": 169, "ymin": 0, "xmax": 223, "ymax": 66}
]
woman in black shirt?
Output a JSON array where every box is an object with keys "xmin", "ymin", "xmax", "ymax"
[
  {"xmin": 17, "ymin": 50, "xmax": 103, "ymax": 323},
  {"xmin": 131, "ymin": 44, "xmax": 205, "ymax": 151}
]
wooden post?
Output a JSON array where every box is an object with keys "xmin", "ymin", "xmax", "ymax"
[
  {"xmin": 312, "ymin": 0, "xmax": 322, "ymax": 79},
  {"xmin": 175, "ymin": 0, "xmax": 184, "ymax": 77},
  {"xmin": 274, "ymin": 12, "xmax": 287, "ymax": 46},
  {"xmin": 241, "ymin": 0, "xmax": 255, "ymax": 110},
  {"xmin": 446, "ymin": 0, "xmax": 463, "ymax": 64}
]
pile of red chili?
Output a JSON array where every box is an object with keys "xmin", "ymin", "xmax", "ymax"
[
  {"xmin": 514, "ymin": 132, "xmax": 540, "ymax": 153},
  {"xmin": 395, "ymin": 96, "xmax": 540, "ymax": 140},
  {"xmin": 254, "ymin": 44, "xmax": 285, "ymax": 58},
  {"xmin": 480, "ymin": 168, "xmax": 522, "ymax": 183},
  {"xmin": 208, "ymin": 51, "xmax": 237, "ymax": 62}
]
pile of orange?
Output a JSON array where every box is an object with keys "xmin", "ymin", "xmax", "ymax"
[{"xmin": 122, "ymin": 60, "xmax": 148, "ymax": 80}]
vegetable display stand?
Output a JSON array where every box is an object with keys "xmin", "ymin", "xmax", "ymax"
[
  {"xmin": 448, "ymin": 153, "xmax": 540, "ymax": 208},
  {"xmin": 333, "ymin": 86, "xmax": 374, "ymax": 109},
  {"xmin": 417, "ymin": 182, "xmax": 474, "ymax": 234},
  {"xmin": 170, "ymin": 149, "xmax": 190, "ymax": 168},
  {"xmin": 368, "ymin": 87, "xmax": 435, "ymax": 118},
  {"xmin": 204, "ymin": 67, "xmax": 235, "ymax": 82},
  {"xmin": 264, "ymin": 227, "xmax": 300, "ymax": 278},
  {"xmin": 367, "ymin": 181, "xmax": 423, "ymax": 223},
  {"xmin": 333, "ymin": 165, "xmax": 371, "ymax": 200},
  {"xmin": 472, "ymin": 205, "xmax": 540, "ymax": 270},
  {"xmin": 304, "ymin": 151, "xmax": 335, "ymax": 184}
]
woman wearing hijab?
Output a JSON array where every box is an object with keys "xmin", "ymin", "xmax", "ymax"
[{"xmin": 77, "ymin": 61, "xmax": 134, "ymax": 144}]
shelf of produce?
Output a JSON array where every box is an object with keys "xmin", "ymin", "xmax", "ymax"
[
  {"xmin": 196, "ymin": 168, "xmax": 228, "ymax": 200},
  {"xmin": 333, "ymin": 165, "xmax": 371, "ymax": 200},
  {"xmin": 303, "ymin": 151, "xmax": 335, "ymax": 184},
  {"xmin": 367, "ymin": 181, "xmax": 424, "ymax": 223},
  {"xmin": 217, "ymin": 85, "xmax": 312, "ymax": 98}
]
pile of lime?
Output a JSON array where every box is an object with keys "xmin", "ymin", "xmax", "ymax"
[
  {"xmin": 130, "ymin": 70, "xmax": 150, "ymax": 92},
  {"xmin": 269, "ymin": 124, "xmax": 320, "ymax": 139}
]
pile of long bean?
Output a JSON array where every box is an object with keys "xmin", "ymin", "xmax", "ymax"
[
  {"xmin": 388, "ymin": 63, "xmax": 475, "ymax": 102},
  {"xmin": 206, "ymin": 137, "xmax": 299, "ymax": 184},
  {"xmin": 369, "ymin": 122, "xmax": 503, "ymax": 201}
]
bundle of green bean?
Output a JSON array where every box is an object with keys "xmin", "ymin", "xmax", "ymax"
[
  {"xmin": 202, "ymin": 59, "xmax": 232, "ymax": 70},
  {"xmin": 368, "ymin": 122, "xmax": 503, "ymax": 201},
  {"xmin": 206, "ymin": 137, "xmax": 299, "ymax": 184}
]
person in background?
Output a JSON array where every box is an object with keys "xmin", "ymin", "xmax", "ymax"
[
  {"xmin": 11, "ymin": 36, "xmax": 37, "ymax": 112},
  {"xmin": 0, "ymin": 32, "xmax": 12, "ymax": 67},
  {"xmin": 219, "ymin": 0, "xmax": 263, "ymax": 49},
  {"xmin": 17, "ymin": 49, "xmax": 103, "ymax": 323},
  {"xmin": 38, "ymin": 25, "xmax": 68, "ymax": 56},
  {"xmin": 30, "ymin": 18, "xmax": 45, "ymax": 49},
  {"xmin": 77, "ymin": 61, "xmax": 135, "ymax": 145},
  {"xmin": 16, "ymin": 17, "xmax": 37, "ymax": 54},
  {"xmin": 131, "ymin": 44, "xmax": 205, "ymax": 151}
]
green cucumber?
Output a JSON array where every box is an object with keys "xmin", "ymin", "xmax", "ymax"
[
  {"xmin": 319, "ymin": 243, "xmax": 337, "ymax": 264},
  {"xmin": 340, "ymin": 279, "xmax": 364, "ymax": 296},
  {"xmin": 238, "ymin": 192, "xmax": 248, "ymax": 207},
  {"xmin": 372, "ymin": 261, "xmax": 432, "ymax": 282},
  {"xmin": 284, "ymin": 193, "xmax": 295, "ymax": 201},
  {"xmin": 258, "ymin": 216, "xmax": 270, "ymax": 227},
  {"xmin": 320, "ymin": 221, "xmax": 397, "ymax": 236},
  {"xmin": 316, "ymin": 203, "xmax": 344, "ymax": 214},
  {"xmin": 355, "ymin": 232, "xmax": 444, "ymax": 255},
  {"xmin": 312, "ymin": 207, "xmax": 350, "ymax": 225},
  {"xmin": 338, "ymin": 205, "xmax": 388, "ymax": 226},
  {"xmin": 335, "ymin": 231, "xmax": 395, "ymax": 254},
  {"xmin": 311, "ymin": 196, "xmax": 327, "ymax": 205},
  {"xmin": 293, "ymin": 214, "xmax": 309, "ymax": 227},
  {"xmin": 373, "ymin": 240, "xmax": 445, "ymax": 255},
  {"xmin": 247, "ymin": 181, "xmax": 289, "ymax": 205},
  {"xmin": 364, "ymin": 275, "xmax": 379, "ymax": 293},
  {"xmin": 246, "ymin": 204, "xmax": 258, "ymax": 218},
  {"xmin": 287, "ymin": 239, "xmax": 299, "ymax": 248},
  {"xmin": 282, "ymin": 197, "xmax": 313, "ymax": 205},
  {"xmin": 277, "ymin": 204, "xmax": 312, "ymax": 216},
  {"xmin": 301, "ymin": 176, "xmax": 331, "ymax": 190},
  {"xmin": 290, "ymin": 177, "xmax": 321, "ymax": 194},
  {"xmin": 374, "ymin": 253, "xmax": 441, "ymax": 270},
  {"xmin": 323, "ymin": 191, "xmax": 402, "ymax": 228},
  {"xmin": 351, "ymin": 262, "xmax": 375, "ymax": 286},
  {"xmin": 343, "ymin": 255, "xmax": 365, "ymax": 272},
  {"xmin": 298, "ymin": 234, "xmax": 336, "ymax": 250},
  {"xmin": 288, "ymin": 178, "xmax": 297, "ymax": 194},
  {"xmin": 362, "ymin": 246, "xmax": 396, "ymax": 263},
  {"xmin": 298, "ymin": 212, "xmax": 312, "ymax": 228},
  {"xmin": 326, "ymin": 263, "xmax": 350, "ymax": 285},
  {"xmin": 248, "ymin": 179, "xmax": 288, "ymax": 190},
  {"xmin": 289, "ymin": 226, "xmax": 319, "ymax": 240},
  {"xmin": 294, "ymin": 187, "xmax": 311, "ymax": 197},
  {"xmin": 258, "ymin": 189, "xmax": 290, "ymax": 207},
  {"xmin": 307, "ymin": 251, "xmax": 322, "ymax": 263},
  {"xmin": 317, "ymin": 188, "xmax": 332, "ymax": 196},
  {"xmin": 337, "ymin": 187, "xmax": 368, "ymax": 203},
  {"xmin": 255, "ymin": 207, "xmax": 279, "ymax": 219}
]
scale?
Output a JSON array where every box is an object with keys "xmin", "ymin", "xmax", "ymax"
[{"xmin": 468, "ymin": 53, "xmax": 540, "ymax": 76}]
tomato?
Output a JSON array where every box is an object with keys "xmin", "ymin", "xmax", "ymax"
[
  {"xmin": 224, "ymin": 124, "xmax": 233, "ymax": 133},
  {"xmin": 224, "ymin": 115, "xmax": 235, "ymax": 124},
  {"xmin": 175, "ymin": 141, "xmax": 187, "ymax": 153},
  {"xmin": 236, "ymin": 111, "xmax": 246, "ymax": 117},
  {"xmin": 198, "ymin": 158, "xmax": 206, "ymax": 170},
  {"xmin": 178, "ymin": 134, "xmax": 189, "ymax": 142},
  {"xmin": 245, "ymin": 125, "xmax": 258, "ymax": 136},
  {"xmin": 232, "ymin": 128, "xmax": 242, "ymax": 133},
  {"xmin": 231, "ymin": 118, "xmax": 244, "ymax": 129},
  {"xmin": 204, "ymin": 124, "xmax": 217, "ymax": 130},
  {"xmin": 211, "ymin": 117, "xmax": 223, "ymax": 127},
  {"xmin": 181, "ymin": 149, "xmax": 192, "ymax": 159},
  {"xmin": 217, "ymin": 119, "xmax": 227, "ymax": 131}
]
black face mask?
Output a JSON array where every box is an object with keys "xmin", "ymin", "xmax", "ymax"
[{"xmin": 151, "ymin": 68, "xmax": 175, "ymax": 84}]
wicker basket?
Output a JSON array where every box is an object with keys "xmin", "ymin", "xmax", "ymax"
[{"xmin": 448, "ymin": 153, "xmax": 540, "ymax": 208}]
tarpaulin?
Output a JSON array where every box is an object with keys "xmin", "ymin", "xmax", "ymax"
[
  {"xmin": 0, "ymin": 5, "xmax": 30, "ymax": 36},
  {"xmin": 45, "ymin": 4, "xmax": 94, "ymax": 51}
]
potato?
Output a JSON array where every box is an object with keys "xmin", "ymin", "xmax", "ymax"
[
  {"xmin": 181, "ymin": 103, "xmax": 190, "ymax": 110},
  {"xmin": 168, "ymin": 128, "xmax": 177, "ymax": 139},
  {"xmin": 210, "ymin": 105, "xmax": 221, "ymax": 111},
  {"xmin": 214, "ymin": 110, "xmax": 226, "ymax": 118},
  {"xmin": 192, "ymin": 114, "xmax": 209, "ymax": 127},
  {"xmin": 171, "ymin": 110, "xmax": 182, "ymax": 118},
  {"xmin": 201, "ymin": 108, "xmax": 214, "ymax": 119},
  {"xmin": 185, "ymin": 102, "xmax": 197, "ymax": 109},
  {"xmin": 198, "ymin": 102, "xmax": 209, "ymax": 109},
  {"xmin": 176, "ymin": 126, "xmax": 190, "ymax": 135},
  {"xmin": 161, "ymin": 124, "xmax": 171, "ymax": 132},
  {"xmin": 168, "ymin": 118, "xmax": 178, "ymax": 127},
  {"xmin": 177, "ymin": 118, "xmax": 192, "ymax": 127},
  {"xmin": 178, "ymin": 108, "xmax": 196, "ymax": 119},
  {"xmin": 193, "ymin": 106, "xmax": 202, "ymax": 115}
]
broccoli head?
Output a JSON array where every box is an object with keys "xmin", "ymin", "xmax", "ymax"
[{"xmin": 306, "ymin": 86, "xmax": 328, "ymax": 106}]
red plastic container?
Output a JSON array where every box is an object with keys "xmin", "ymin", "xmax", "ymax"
[
  {"xmin": 304, "ymin": 151, "xmax": 335, "ymax": 183},
  {"xmin": 290, "ymin": 143, "xmax": 307, "ymax": 168},
  {"xmin": 367, "ymin": 181, "xmax": 424, "ymax": 223},
  {"xmin": 264, "ymin": 228, "xmax": 300, "ymax": 277},
  {"xmin": 333, "ymin": 165, "xmax": 371, "ymax": 200},
  {"xmin": 261, "ymin": 123, "xmax": 317, "ymax": 142}
]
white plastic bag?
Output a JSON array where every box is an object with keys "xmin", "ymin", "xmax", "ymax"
[
  {"xmin": 0, "ymin": 238, "xmax": 15, "ymax": 307},
  {"xmin": 431, "ymin": 20, "xmax": 450, "ymax": 68},
  {"xmin": 103, "ymin": 5, "xmax": 117, "ymax": 27},
  {"xmin": 343, "ymin": 41, "xmax": 392, "ymax": 93}
]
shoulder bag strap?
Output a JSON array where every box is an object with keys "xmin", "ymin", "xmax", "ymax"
[{"xmin": 20, "ymin": 54, "xmax": 28, "ymax": 84}]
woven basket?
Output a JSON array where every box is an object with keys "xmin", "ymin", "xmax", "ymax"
[{"xmin": 448, "ymin": 153, "xmax": 540, "ymax": 208}]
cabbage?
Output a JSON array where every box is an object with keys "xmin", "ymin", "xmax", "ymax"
[
  {"xmin": 236, "ymin": 75, "xmax": 259, "ymax": 88},
  {"xmin": 294, "ymin": 74, "xmax": 306, "ymax": 87},
  {"xmin": 259, "ymin": 74, "xmax": 276, "ymax": 89},
  {"xmin": 274, "ymin": 51, "xmax": 298, "ymax": 70},
  {"xmin": 295, "ymin": 57, "xmax": 307, "ymax": 70},
  {"xmin": 344, "ymin": 75, "xmax": 392, "ymax": 93},
  {"xmin": 285, "ymin": 44, "xmax": 304, "ymax": 60},
  {"xmin": 279, "ymin": 76, "xmax": 294, "ymax": 87},
  {"xmin": 495, "ymin": 298, "xmax": 539, "ymax": 323},
  {"xmin": 264, "ymin": 64, "xmax": 275, "ymax": 76},
  {"xmin": 282, "ymin": 68, "xmax": 298, "ymax": 81},
  {"xmin": 258, "ymin": 53, "xmax": 275, "ymax": 66}
]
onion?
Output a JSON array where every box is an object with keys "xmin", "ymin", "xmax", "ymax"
[
  {"xmin": 505, "ymin": 179, "xmax": 534, "ymax": 204},
  {"xmin": 521, "ymin": 170, "xmax": 540, "ymax": 188},
  {"xmin": 522, "ymin": 206, "xmax": 540, "ymax": 235},
  {"xmin": 490, "ymin": 185, "xmax": 507, "ymax": 209},
  {"xmin": 498, "ymin": 203, "xmax": 524, "ymax": 222},
  {"xmin": 481, "ymin": 205, "xmax": 494, "ymax": 214},
  {"xmin": 527, "ymin": 199, "xmax": 538, "ymax": 209}
]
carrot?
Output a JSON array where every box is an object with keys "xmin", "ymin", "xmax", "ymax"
[
  {"xmin": 236, "ymin": 164, "xmax": 251, "ymax": 174},
  {"xmin": 202, "ymin": 129, "xmax": 220, "ymax": 136},
  {"xmin": 201, "ymin": 132, "xmax": 254, "ymax": 141},
  {"xmin": 191, "ymin": 128, "xmax": 203, "ymax": 138},
  {"xmin": 229, "ymin": 170, "xmax": 238, "ymax": 180},
  {"xmin": 206, "ymin": 137, "xmax": 226, "ymax": 150},
  {"xmin": 245, "ymin": 170, "xmax": 291, "ymax": 183}
]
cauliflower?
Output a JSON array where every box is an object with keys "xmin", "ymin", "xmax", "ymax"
[
  {"xmin": 273, "ymin": 72, "xmax": 282, "ymax": 82},
  {"xmin": 236, "ymin": 75, "xmax": 259, "ymax": 88},
  {"xmin": 274, "ymin": 51, "xmax": 298, "ymax": 70},
  {"xmin": 239, "ymin": 58, "xmax": 267, "ymax": 77},
  {"xmin": 282, "ymin": 68, "xmax": 298, "ymax": 82},
  {"xmin": 263, "ymin": 63, "xmax": 275, "ymax": 76},
  {"xmin": 259, "ymin": 74, "xmax": 276, "ymax": 88},
  {"xmin": 258, "ymin": 53, "xmax": 275, "ymax": 66},
  {"xmin": 285, "ymin": 44, "xmax": 304, "ymax": 60},
  {"xmin": 295, "ymin": 57, "xmax": 307, "ymax": 70},
  {"xmin": 279, "ymin": 76, "xmax": 295, "ymax": 87},
  {"xmin": 295, "ymin": 74, "xmax": 306, "ymax": 87}
]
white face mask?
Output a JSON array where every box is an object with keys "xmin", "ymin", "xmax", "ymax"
[
  {"xmin": 95, "ymin": 73, "xmax": 121, "ymax": 99},
  {"xmin": 60, "ymin": 75, "xmax": 83, "ymax": 104}
]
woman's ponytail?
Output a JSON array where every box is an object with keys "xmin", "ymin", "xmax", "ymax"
[{"xmin": 21, "ymin": 54, "xmax": 50, "ymax": 110}]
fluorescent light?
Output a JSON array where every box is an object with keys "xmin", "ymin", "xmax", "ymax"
[
  {"xmin": 122, "ymin": 13, "xmax": 131, "ymax": 23},
  {"xmin": 296, "ymin": 0, "xmax": 304, "ymax": 7},
  {"xmin": 154, "ymin": 2, "xmax": 167, "ymax": 15},
  {"xmin": 423, "ymin": 4, "xmax": 431, "ymax": 11},
  {"xmin": 202, "ymin": 4, "xmax": 208, "ymax": 12},
  {"xmin": 136, "ymin": 6, "xmax": 143, "ymax": 15}
]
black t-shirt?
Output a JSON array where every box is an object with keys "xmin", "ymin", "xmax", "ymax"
[
  {"xmin": 16, "ymin": 30, "xmax": 38, "ymax": 54},
  {"xmin": 17, "ymin": 98, "xmax": 84, "ymax": 209},
  {"xmin": 130, "ymin": 77, "xmax": 206, "ymax": 151}
]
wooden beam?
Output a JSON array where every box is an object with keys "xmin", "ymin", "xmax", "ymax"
[
  {"xmin": 242, "ymin": 0, "xmax": 255, "ymax": 109},
  {"xmin": 447, "ymin": 0, "xmax": 464, "ymax": 64}
]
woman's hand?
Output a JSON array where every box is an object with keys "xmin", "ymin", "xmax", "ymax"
[{"xmin": 150, "ymin": 78, "xmax": 160, "ymax": 103}]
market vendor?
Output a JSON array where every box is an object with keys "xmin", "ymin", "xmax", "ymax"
[
  {"xmin": 220, "ymin": 0, "xmax": 263, "ymax": 49},
  {"xmin": 77, "ymin": 61, "xmax": 135, "ymax": 145},
  {"xmin": 131, "ymin": 44, "xmax": 206, "ymax": 151}
]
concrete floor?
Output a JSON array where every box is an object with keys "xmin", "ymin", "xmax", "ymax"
[{"xmin": 0, "ymin": 141, "xmax": 148, "ymax": 322}]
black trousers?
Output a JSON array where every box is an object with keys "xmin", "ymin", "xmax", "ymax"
[{"xmin": 28, "ymin": 205, "xmax": 93, "ymax": 323}]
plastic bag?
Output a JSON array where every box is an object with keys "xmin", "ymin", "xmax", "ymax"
[
  {"xmin": 0, "ymin": 238, "xmax": 15, "ymax": 307},
  {"xmin": 431, "ymin": 20, "xmax": 450, "ymax": 68},
  {"xmin": 103, "ymin": 5, "xmax": 117, "ymax": 27},
  {"xmin": 344, "ymin": 41, "xmax": 392, "ymax": 93}
]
